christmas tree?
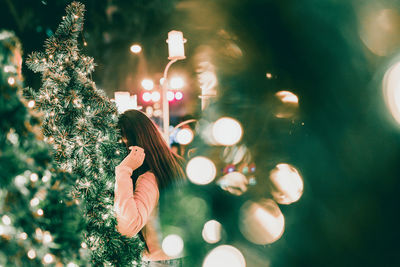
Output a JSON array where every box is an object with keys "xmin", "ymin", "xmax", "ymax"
[
  {"xmin": 25, "ymin": 2, "xmax": 144, "ymax": 266},
  {"xmin": 0, "ymin": 30, "xmax": 88, "ymax": 266}
]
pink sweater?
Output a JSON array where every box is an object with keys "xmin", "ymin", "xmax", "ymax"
[{"xmin": 114, "ymin": 165, "xmax": 171, "ymax": 261}]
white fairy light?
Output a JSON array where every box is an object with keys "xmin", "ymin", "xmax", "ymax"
[
  {"xmin": 30, "ymin": 197, "xmax": 40, "ymax": 207},
  {"xmin": 27, "ymin": 249, "xmax": 36, "ymax": 259},
  {"xmin": 43, "ymin": 253, "xmax": 54, "ymax": 264},
  {"xmin": 42, "ymin": 171, "xmax": 51, "ymax": 182},
  {"xmin": 20, "ymin": 232, "xmax": 28, "ymax": 240},
  {"xmin": 7, "ymin": 77, "xmax": 15, "ymax": 85},
  {"xmin": 2, "ymin": 215, "xmax": 11, "ymax": 225},
  {"xmin": 130, "ymin": 44, "xmax": 142, "ymax": 54},
  {"xmin": 15, "ymin": 175, "xmax": 27, "ymax": 187},
  {"xmin": 30, "ymin": 173, "xmax": 39, "ymax": 182},
  {"xmin": 27, "ymin": 100, "xmax": 35, "ymax": 108},
  {"xmin": 43, "ymin": 231, "xmax": 53, "ymax": 244}
]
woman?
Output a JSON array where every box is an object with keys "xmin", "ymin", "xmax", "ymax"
[{"xmin": 113, "ymin": 109, "xmax": 186, "ymax": 267}]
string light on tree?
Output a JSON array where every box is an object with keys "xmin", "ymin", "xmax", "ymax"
[
  {"xmin": 43, "ymin": 253, "xmax": 55, "ymax": 264},
  {"xmin": 2, "ymin": 215, "xmax": 11, "ymax": 225},
  {"xmin": 27, "ymin": 100, "xmax": 35, "ymax": 108},
  {"xmin": 37, "ymin": 209, "xmax": 44, "ymax": 216},
  {"xmin": 130, "ymin": 44, "xmax": 142, "ymax": 54},
  {"xmin": 30, "ymin": 173, "xmax": 39, "ymax": 182},
  {"xmin": 19, "ymin": 232, "xmax": 28, "ymax": 240},
  {"xmin": 30, "ymin": 197, "xmax": 40, "ymax": 207},
  {"xmin": 7, "ymin": 77, "xmax": 15, "ymax": 85},
  {"xmin": 27, "ymin": 249, "xmax": 36, "ymax": 259},
  {"xmin": 24, "ymin": 2, "xmax": 145, "ymax": 264}
]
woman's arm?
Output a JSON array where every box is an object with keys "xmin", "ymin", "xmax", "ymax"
[{"xmin": 113, "ymin": 148, "xmax": 159, "ymax": 238}]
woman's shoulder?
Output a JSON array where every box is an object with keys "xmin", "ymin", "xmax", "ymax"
[{"xmin": 137, "ymin": 171, "xmax": 157, "ymax": 186}]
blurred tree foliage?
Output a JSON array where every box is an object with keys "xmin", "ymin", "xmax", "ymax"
[{"xmin": 0, "ymin": 30, "xmax": 88, "ymax": 266}]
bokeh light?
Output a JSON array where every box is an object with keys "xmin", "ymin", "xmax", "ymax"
[
  {"xmin": 274, "ymin": 91, "xmax": 299, "ymax": 118},
  {"xmin": 202, "ymin": 220, "xmax": 222, "ymax": 244},
  {"xmin": 27, "ymin": 100, "xmax": 35, "ymax": 108},
  {"xmin": 43, "ymin": 231, "xmax": 53, "ymax": 244},
  {"xmin": 175, "ymin": 91, "xmax": 183, "ymax": 100},
  {"xmin": 19, "ymin": 232, "xmax": 28, "ymax": 240},
  {"xmin": 212, "ymin": 117, "xmax": 243, "ymax": 146},
  {"xmin": 175, "ymin": 128, "xmax": 194, "ymax": 145},
  {"xmin": 358, "ymin": 7, "xmax": 400, "ymax": 56},
  {"xmin": 30, "ymin": 173, "xmax": 39, "ymax": 182},
  {"xmin": 7, "ymin": 77, "xmax": 15, "ymax": 85},
  {"xmin": 200, "ymin": 121, "xmax": 218, "ymax": 145},
  {"xmin": 43, "ymin": 253, "xmax": 54, "ymax": 264},
  {"xmin": 383, "ymin": 60, "xmax": 400, "ymax": 125},
  {"xmin": 2, "ymin": 215, "xmax": 11, "ymax": 225},
  {"xmin": 239, "ymin": 199, "xmax": 285, "ymax": 245},
  {"xmin": 167, "ymin": 91, "xmax": 175, "ymax": 101},
  {"xmin": 37, "ymin": 209, "xmax": 44, "ymax": 216},
  {"xmin": 151, "ymin": 91, "xmax": 161, "ymax": 102},
  {"xmin": 30, "ymin": 197, "xmax": 40, "ymax": 207},
  {"xmin": 217, "ymin": 172, "xmax": 248, "ymax": 196},
  {"xmin": 142, "ymin": 92, "xmax": 152, "ymax": 102},
  {"xmin": 222, "ymin": 145, "xmax": 250, "ymax": 165},
  {"xmin": 141, "ymin": 79, "xmax": 154, "ymax": 90},
  {"xmin": 162, "ymin": 234, "xmax": 184, "ymax": 257},
  {"xmin": 269, "ymin": 163, "xmax": 304, "ymax": 204},
  {"xmin": 186, "ymin": 156, "xmax": 217, "ymax": 185},
  {"xmin": 130, "ymin": 44, "xmax": 142, "ymax": 54},
  {"xmin": 203, "ymin": 245, "xmax": 246, "ymax": 267},
  {"xmin": 170, "ymin": 77, "xmax": 185, "ymax": 89},
  {"xmin": 27, "ymin": 249, "xmax": 36, "ymax": 259}
]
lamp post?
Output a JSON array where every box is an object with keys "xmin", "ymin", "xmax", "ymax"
[{"xmin": 162, "ymin": 30, "xmax": 186, "ymax": 144}]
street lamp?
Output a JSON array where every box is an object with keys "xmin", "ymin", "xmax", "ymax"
[{"xmin": 162, "ymin": 30, "xmax": 186, "ymax": 144}]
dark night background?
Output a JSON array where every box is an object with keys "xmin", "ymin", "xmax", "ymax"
[{"xmin": 2, "ymin": 0, "xmax": 400, "ymax": 266}]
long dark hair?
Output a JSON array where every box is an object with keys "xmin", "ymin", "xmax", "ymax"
[{"xmin": 118, "ymin": 109, "xmax": 186, "ymax": 189}]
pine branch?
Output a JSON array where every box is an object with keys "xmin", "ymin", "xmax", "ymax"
[{"xmin": 26, "ymin": 2, "xmax": 144, "ymax": 266}]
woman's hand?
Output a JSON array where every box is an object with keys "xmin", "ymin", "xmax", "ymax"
[{"xmin": 118, "ymin": 146, "xmax": 145, "ymax": 171}]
